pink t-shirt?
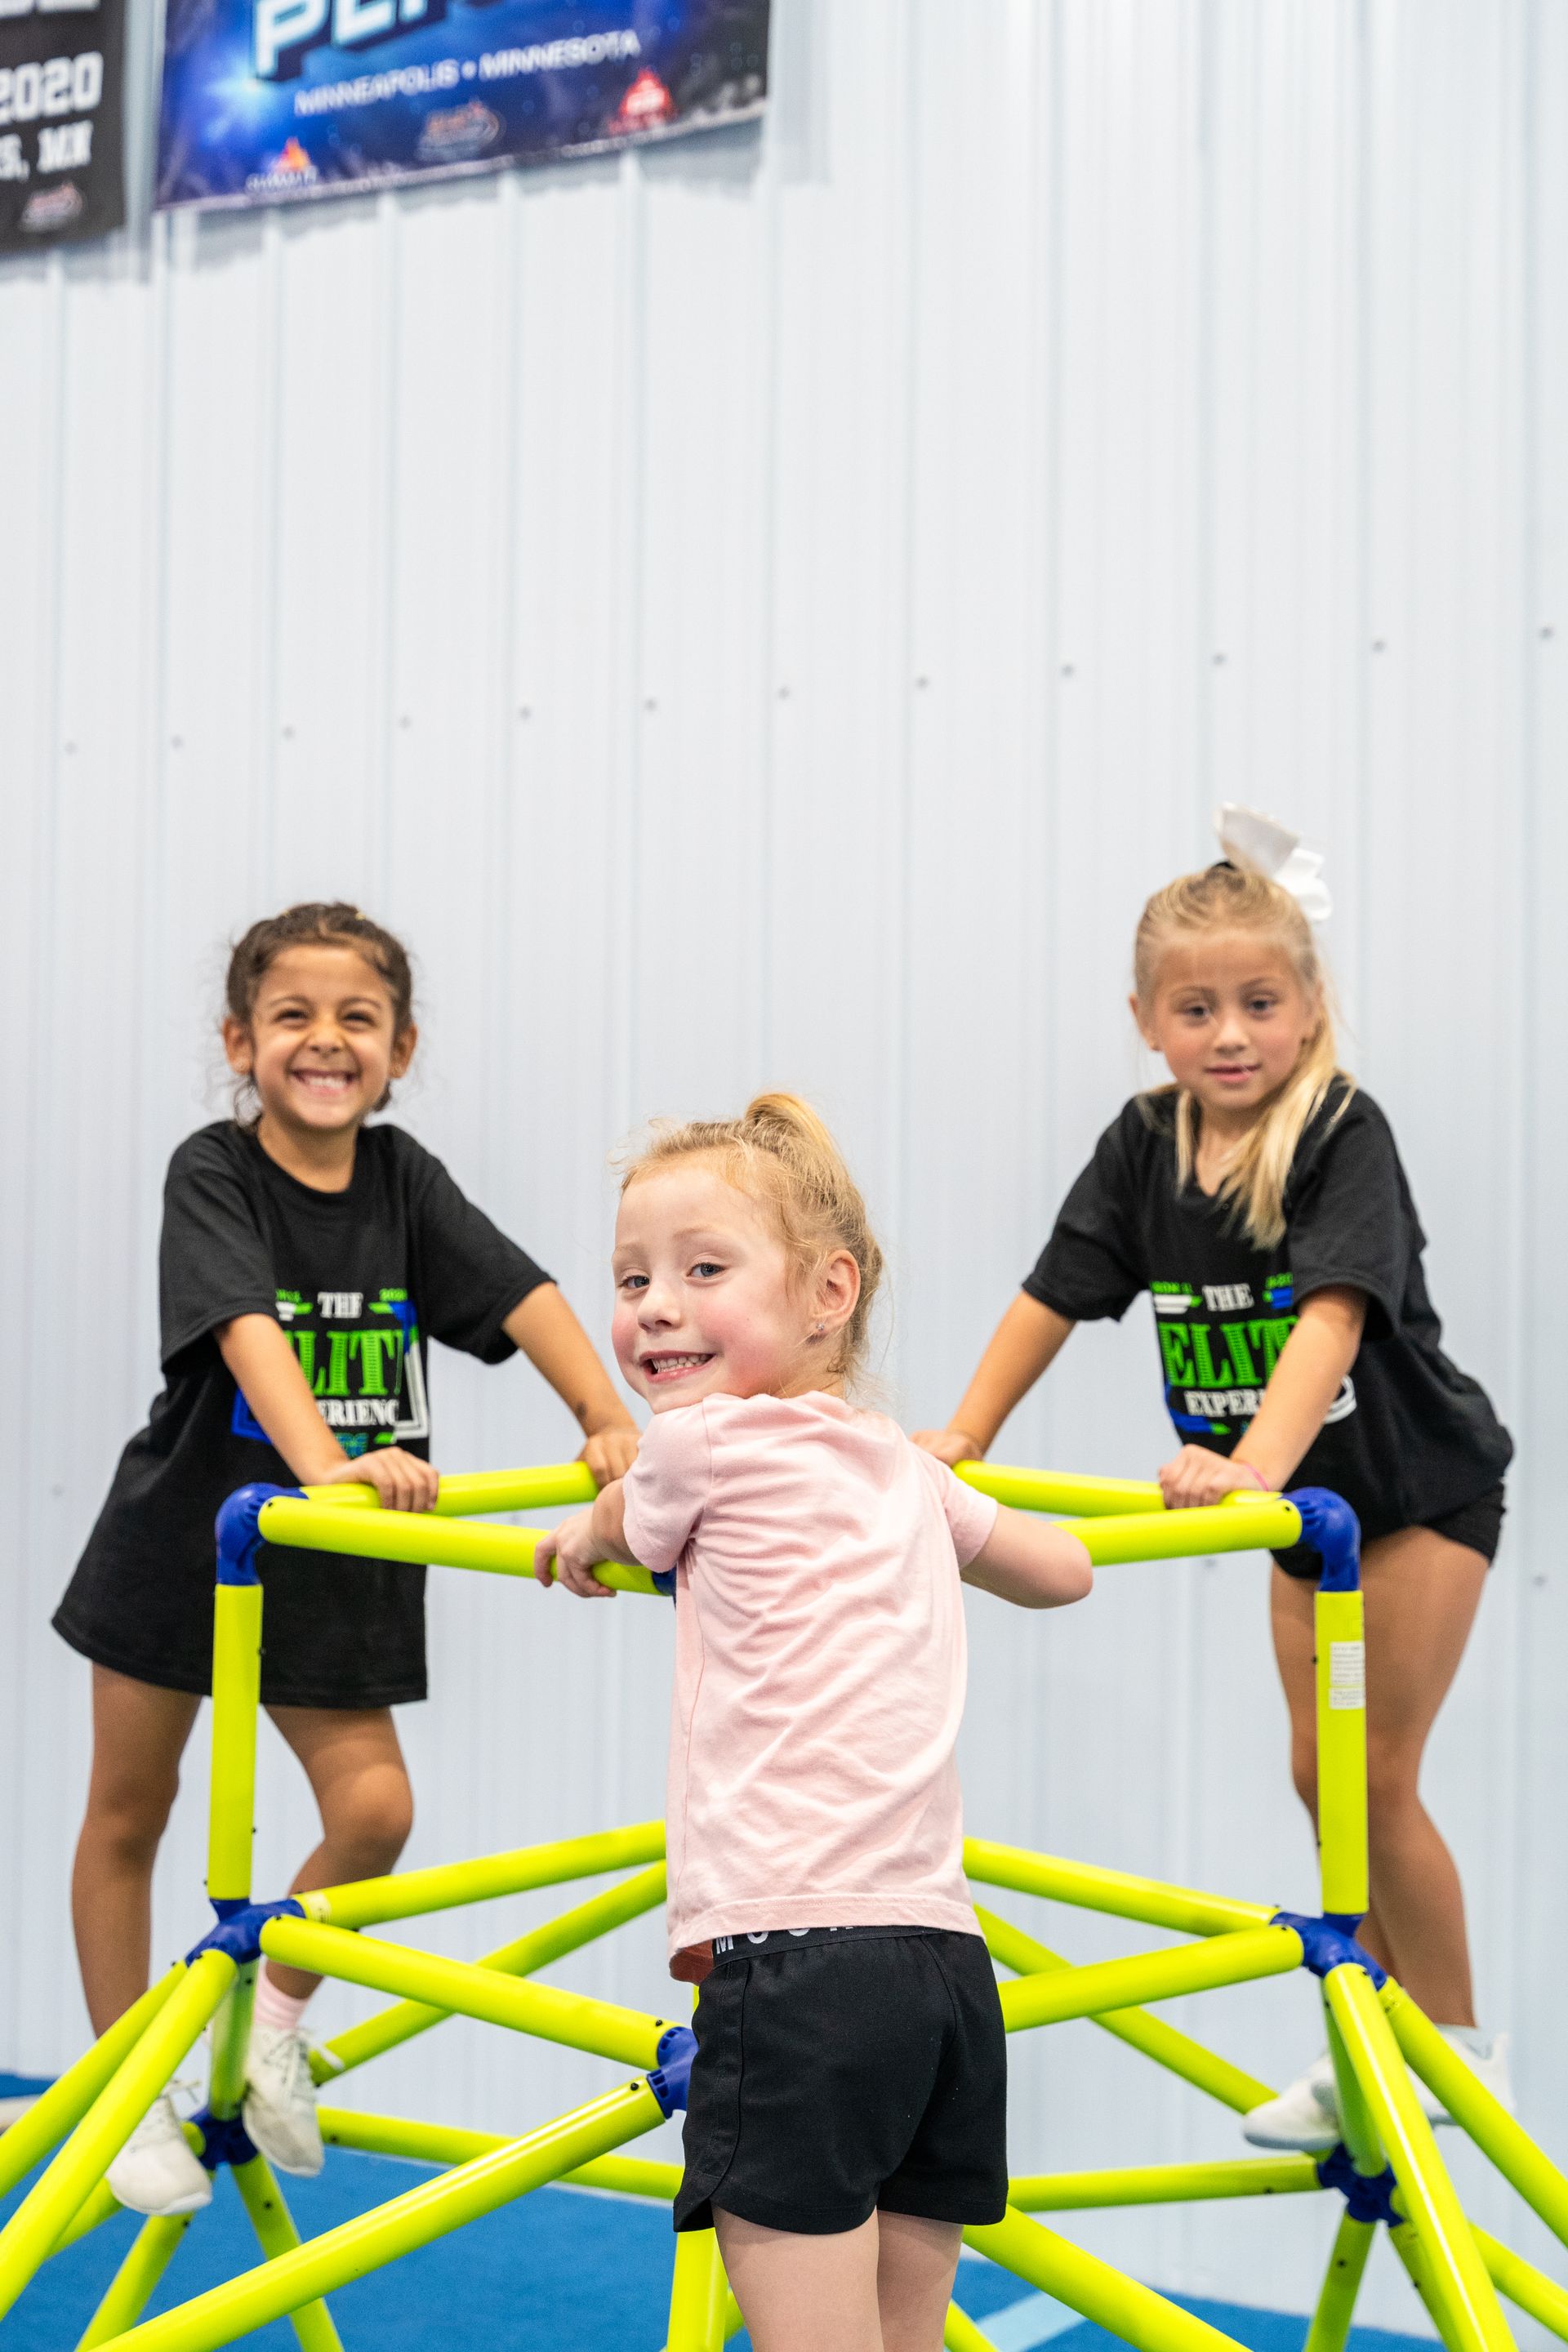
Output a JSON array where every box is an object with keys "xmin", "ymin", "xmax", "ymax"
[{"xmin": 620, "ymin": 1389, "xmax": 1000, "ymax": 1957}]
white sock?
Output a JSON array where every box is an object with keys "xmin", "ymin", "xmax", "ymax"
[{"xmin": 252, "ymin": 1971, "xmax": 314, "ymax": 2038}]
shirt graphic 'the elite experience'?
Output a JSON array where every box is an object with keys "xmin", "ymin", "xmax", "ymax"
[
  {"xmin": 231, "ymin": 1286, "xmax": 430, "ymax": 1454},
  {"xmin": 1151, "ymin": 1273, "xmax": 1356, "ymax": 1437}
]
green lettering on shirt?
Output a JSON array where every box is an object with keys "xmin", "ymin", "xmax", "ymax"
[
  {"xmin": 322, "ymin": 1331, "xmax": 353, "ymax": 1399},
  {"xmin": 291, "ymin": 1330, "xmax": 318, "ymax": 1390},
  {"xmin": 1221, "ymin": 1321, "xmax": 1258, "ymax": 1383},
  {"xmin": 1158, "ymin": 1324, "xmax": 1195, "ymax": 1386},
  {"xmin": 1190, "ymin": 1325, "xmax": 1231, "ymax": 1388},
  {"xmin": 351, "ymin": 1330, "xmax": 395, "ymax": 1396}
]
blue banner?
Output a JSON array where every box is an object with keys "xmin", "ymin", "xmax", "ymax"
[{"xmin": 155, "ymin": 0, "xmax": 769, "ymax": 212}]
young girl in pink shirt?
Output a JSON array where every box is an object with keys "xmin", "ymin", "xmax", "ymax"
[{"xmin": 537, "ymin": 1094, "xmax": 1092, "ymax": 2352}]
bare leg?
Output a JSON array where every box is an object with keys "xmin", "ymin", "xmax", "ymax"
[
  {"xmin": 262, "ymin": 1706, "xmax": 414, "ymax": 1999},
  {"xmin": 1271, "ymin": 1525, "xmax": 1488, "ymax": 2023},
  {"xmin": 715, "ymin": 2207, "xmax": 961, "ymax": 2352},
  {"xmin": 876, "ymin": 2212, "xmax": 964, "ymax": 2352},
  {"xmin": 71, "ymin": 1668, "xmax": 203, "ymax": 2037},
  {"xmin": 715, "ymin": 2209, "xmax": 882, "ymax": 2352}
]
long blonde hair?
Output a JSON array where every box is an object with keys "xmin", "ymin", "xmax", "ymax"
[
  {"xmin": 619, "ymin": 1094, "xmax": 885, "ymax": 1388},
  {"xmin": 1134, "ymin": 863, "xmax": 1351, "ymax": 1248}
]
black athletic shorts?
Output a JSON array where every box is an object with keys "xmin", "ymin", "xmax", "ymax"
[
  {"xmin": 673, "ymin": 1923, "xmax": 1009, "ymax": 2238},
  {"xmin": 1272, "ymin": 1482, "xmax": 1507, "ymax": 1583}
]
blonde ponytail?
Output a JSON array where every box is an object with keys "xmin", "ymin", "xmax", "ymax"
[
  {"xmin": 1134, "ymin": 863, "xmax": 1352, "ymax": 1248},
  {"xmin": 620, "ymin": 1093, "xmax": 884, "ymax": 1387}
]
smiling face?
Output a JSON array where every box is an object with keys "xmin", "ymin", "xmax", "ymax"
[
  {"xmin": 222, "ymin": 944, "xmax": 415, "ymax": 1150},
  {"xmin": 611, "ymin": 1160, "xmax": 858, "ymax": 1414},
  {"xmin": 1134, "ymin": 928, "xmax": 1321, "ymax": 1135}
]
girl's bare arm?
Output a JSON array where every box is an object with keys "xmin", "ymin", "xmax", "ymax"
[
  {"xmin": 216, "ymin": 1312, "xmax": 439, "ymax": 1509},
  {"xmin": 914, "ymin": 1295, "xmax": 1076, "ymax": 1465},
  {"xmin": 502, "ymin": 1285, "xmax": 639, "ymax": 1482},
  {"xmin": 1159, "ymin": 1287, "xmax": 1366, "ymax": 1508},
  {"xmin": 961, "ymin": 1507, "xmax": 1094, "ymax": 1610}
]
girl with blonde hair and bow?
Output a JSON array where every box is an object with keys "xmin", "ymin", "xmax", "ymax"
[{"xmin": 917, "ymin": 810, "xmax": 1514, "ymax": 2149}]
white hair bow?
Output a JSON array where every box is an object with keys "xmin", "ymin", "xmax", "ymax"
[{"xmin": 1214, "ymin": 803, "xmax": 1331, "ymax": 923}]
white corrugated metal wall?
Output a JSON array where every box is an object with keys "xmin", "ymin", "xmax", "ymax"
[{"xmin": 2, "ymin": 0, "xmax": 1565, "ymax": 2328}]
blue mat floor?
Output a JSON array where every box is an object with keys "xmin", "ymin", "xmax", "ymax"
[{"xmin": 0, "ymin": 2118, "xmax": 1442, "ymax": 2352}]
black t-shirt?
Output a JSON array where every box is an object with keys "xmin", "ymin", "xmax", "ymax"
[
  {"xmin": 55, "ymin": 1122, "xmax": 550, "ymax": 1707},
  {"xmin": 1023, "ymin": 1085, "xmax": 1511, "ymax": 1544}
]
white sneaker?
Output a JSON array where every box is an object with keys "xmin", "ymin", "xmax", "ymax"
[
  {"xmin": 1242, "ymin": 2051, "xmax": 1341, "ymax": 2153},
  {"xmin": 106, "ymin": 2094, "xmax": 212, "ymax": 2217},
  {"xmin": 1243, "ymin": 2029, "xmax": 1516, "ymax": 2152},
  {"xmin": 243, "ymin": 2024, "xmax": 324, "ymax": 2177}
]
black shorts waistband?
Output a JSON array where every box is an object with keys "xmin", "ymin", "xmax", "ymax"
[{"xmin": 710, "ymin": 1924, "xmax": 945, "ymax": 1962}]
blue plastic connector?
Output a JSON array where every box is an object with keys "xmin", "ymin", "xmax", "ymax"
[
  {"xmin": 1272, "ymin": 1909, "xmax": 1387, "ymax": 1990},
  {"xmin": 646, "ymin": 2023, "xmax": 697, "ymax": 2118},
  {"xmin": 1316, "ymin": 2143, "xmax": 1400, "ymax": 2226},
  {"xmin": 215, "ymin": 1482, "xmax": 302, "ymax": 1586},
  {"xmin": 650, "ymin": 1569, "xmax": 677, "ymax": 1599},
  {"xmin": 189, "ymin": 2107, "xmax": 260, "ymax": 2173},
  {"xmin": 187, "ymin": 1896, "xmax": 307, "ymax": 1969},
  {"xmin": 1282, "ymin": 1486, "xmax": 1362, "ymax": 1592}
]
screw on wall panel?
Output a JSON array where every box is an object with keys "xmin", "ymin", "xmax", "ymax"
[
  {"xmin": 915, "ymin": 675, "xmax": 929, "ymax": 689},
  {"xmin": 63, "ymin": 742, "xmax": 75, "ymax": 755},
  {"xmin": 1541, "ymin": 626, "xmax": 1555, "ymax": 641},
  {"xmin": 777, "ymin": 685, "xmax": 791, "ymax": 700},
  {"xmin": 171, "ymin": 736, "xmax": 184, "ymax": 750},
  {"xmin": 1060, "ymin": 663, "xmax": 1075, "ymax": 678},
  {"xmin": 281, "ymin": 725, "xmax": 294, "ymax": 739},
  {"xmin": 644, "ymin": 697, "xmax": 658, "ymax": 712},
  {"xmin": 1371, "ymin": 640, "xmax": 1386, "ymax": 653},
  {"xmin": 518, "ymin": 705, "xmax": 532, "ymax": 719},
  {"xmin": 1213, "ymin": 653, "xmax": 1226, "ymax": 666},
  {"xmin": 399, "ymin": 715, "xmax": 412, "ymax": 730}
]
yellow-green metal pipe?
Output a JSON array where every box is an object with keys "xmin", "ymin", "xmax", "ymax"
[
  {"xmin": 1325, "ymin": 2002, "xmax": 1383, "ymax": 2179},
  {"xmin": 1314, "ymin": 1586, "xmax": 1370, "ymax": 1919},
  {"xmin": 316, "ymin": 2106, "xmax": 682, "ymax": 2198},
  {"xmin": 944, "ymin": 2304, "xmax": 1002, "ymax": 2352},
  {"xmin": 1303, "ymin": 2213, "xmax": 1376, "ymax": 2352},
  {"xmin": 964, "ymin": 1840, "xmax": 1276, "ymax": 1940},
  {"xmin": 1472, "ymin": 2225, "xmax": 1568, "ymax": 2342},
  {"xmin": 724, "ymin": 2290, "xmax": 746, "ymax": 2343},
  {"xmin": 100, "ymin": 2079, "xmax": 666, "ymax": 2352},
  {"xmin": 666, "ymin": 2227, "xmax": 728, "ymax": 2352},
  {"xmin": 76, "ymin": 2216, "xmax": 193, "ymax": 2350},
  {"xmin": 964, "ymin": 2207, "xmax": 1247, "ymax": 2352},
  {"xmin": 1071, "ymin": 1497, "xmax": 1301, "ymax": 1566},
  {"xmin": 1383, "ymin": 1982, "xmax": 1568, "ymax": 2249},
  {"xmin": 1322, "ymin": 1964, "xmax": 1512, "ymax": 2352},
  {"xmin": 311, "ymin": 1862, "xmax": 667, "ymax": 2080},
  {"xmin": 0, "ymin": 1970, "xmax": 185, "ymax": 2203},
  {"xmin": 956, "ymin": 1463, "xmax": 1168, "ymax": 1517},
  {"xmin": 299, "ymin": 1464, "xmax": 597, "ymax": 1517},
  {"xmin": 206, "ymin": 1582, "xmax": 262, "ymax": 1908},
  {"xmin": 299, "ymin": 1820, "xmax": 665, "ymax": 1931},
  {"xmin": 977, "ymin": 1907, "xmax": 1277, "ymax": 2114},
  {"xmin": 230, "ymin": 2156, "xmax": 344, "ymax": 2352},
  {"xmin": 261, "ymin": 1916, "xmax": 670, "ymax": 2071},
  {"xmin": 1008, "ymin": 2158, "xmax": 1321, "ymax": 2212},
  {"xmin": 54, "ymin": 2180, "xmax": 125, "ymax": 2253},
  {"xmin": 998, "ymin": 1927, "xmax": 1301, "ymax": 2034},
  {"xmin": 206, "ymin": 1967, "xmax": 256, "ymax": 2123},
  {"xmin": 256, "ymin": 1496, "xmax": 659, "ymax": 1594},
  {"xmin": 1388, "ymin": 2217, "xmax": 1444, "ymax": 2336},
  {"xmin": 0, "ymin": 1952, "xmax": 236, "ymax": 2322}
]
